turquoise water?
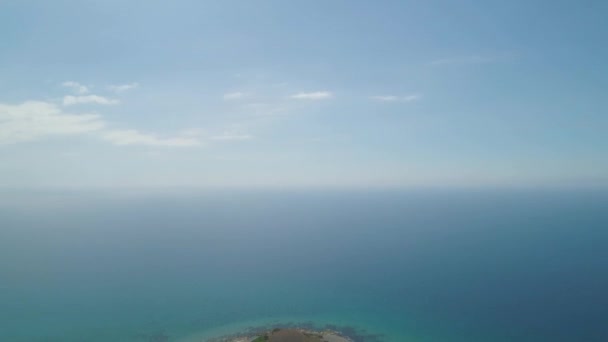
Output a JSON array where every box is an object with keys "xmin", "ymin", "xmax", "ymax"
[{"xmin": 1, "ymin": 189, "xmax": 607, "ymax": 341}]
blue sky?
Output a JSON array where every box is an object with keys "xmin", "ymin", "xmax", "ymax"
[{"xmin": 0, "ymin": 0, "xmax": 606, "ymax": 188}]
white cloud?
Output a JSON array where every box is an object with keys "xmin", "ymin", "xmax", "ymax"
[
  {"xmin": 371, "ymin": 95, "xmax": 399, "ymax": 102},
  {"xmin": 223, "ymin": 92, "xmax": 249, "ymax": 100},
  {"xmin": 62, "ymin": 81, "xmax": 89, "ymax": 94},
  {"xmin": 110, "ymin": 83, "xmax": 139, "ymax": 92},
  {"xmin": 108, "ymin": 83, "xmax": 139, "ymax": 93},
  {"xmin": 289, "ymin": 91, "xmax": 333, "ymax": 100},
  {"xmin": 63, "ymin": 95, "xmax": 119, "ymax": 106},
  {"xmin": 0, "ymin": 101, "xmax": 105, "ymax": 145},
  {"xmin": 403, "ymin": 94, "xmax": 422, "ymax": 101},
  {"xmin": 101, "ymin": 129, "xmax": 201, "ymax": 147},
  {"xmin": 371, "ymin": 94, "xmax": 422, "ymax": 102},
  {"xmin": 0, "ymin": 100, "xmax": 200, "ymax": 148}
]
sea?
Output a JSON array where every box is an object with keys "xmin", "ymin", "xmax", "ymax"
[{"xmin": 1, "ymin": 188, "xmax": 607, "ymax": 341}]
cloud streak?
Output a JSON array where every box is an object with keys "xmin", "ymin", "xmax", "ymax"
[
  {"xmin": 108, "ymin": 83, "xmax": 139, "ymax": 93},
  {"xmin": 427, "ymin": 54, "xmax": 513, "ymax": 66},
  {"xmin": 101, "ymin": 129, "xmax": 201, "ymax": 147},
  {"xmin": 209, "ymin": 133, "xmax": 254, "ymax": 141},
  {"xmin": 223, "ymin": 92, "xmax": 250, "ymax": 101},
  {"xmin": 63, "ymin": 95, "xmax": 119, "ymax": 106},
  {"xmin": 371, "ymin": 94, "xmax": 422, "ymax": 102},
  {"xmin": 290, "ymin": 91, "xmax": 333, "ymax": 100},
  {"xmin": 62, "ymin": 81, "xmax": 89, "ymax": 94}
]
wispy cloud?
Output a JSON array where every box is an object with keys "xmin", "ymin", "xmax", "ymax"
[
  {"xmin": 0, "ymin": 101, "xmax": 104, "ymax": 145},
  {"xmin": 241, "ymin": 102, "xmax": 288, "ymax": 117},
  {"xmin": 62, "ymin": 81, "xmax": 89, "ymax": 94},
  {"xmin": 427, "ymin": 54, "xmax": 511, "ymax": 66},
  {"xmin": 371, "ymin": 94, "xmax": 422, "ymax": 102},
  {"xmin": 101, "ymin": 129, "xmax": 201, "ymax": 147},
  {"xmin": 108, "ymin": 82, "xmax": 139, "ymax": 93},
  {"xmin": 289, "ymin": 91, "xmax": 333, "ymax": 100},
  {"xmin": 223, "ymin": 92, "xmax": 250, "ymax": 101},
  {"xmin": 63, "ymin": 95, "xmax": 119, "ymax": 106},
  {"xmin": 209, "ymin": 133, "xmax": 254, "ymax": 141}
]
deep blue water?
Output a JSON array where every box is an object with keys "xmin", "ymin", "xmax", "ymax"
[{"xmin": 1, "ymin": 189, "xmax": 607, "ymax": 341}]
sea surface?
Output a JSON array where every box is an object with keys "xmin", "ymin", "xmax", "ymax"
[{"xmin": 1, "ymin": 188, "xmax": 607, "ymax": 341}]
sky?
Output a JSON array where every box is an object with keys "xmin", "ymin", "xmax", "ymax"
[{"xmin": 0, "ymin": 0, "xmax": 607, "ymax": 188}]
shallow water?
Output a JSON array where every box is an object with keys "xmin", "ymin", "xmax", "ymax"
[{"xmin": 1, "ymin": 189, "xmax": 607, "ymax": 341}]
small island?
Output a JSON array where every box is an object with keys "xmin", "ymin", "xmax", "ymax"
[
  {"xmin": 203, "ymin": 322, "xmax": 384, "ymax": 342},
  {"xmin": 232, "ymin": 328, "xmax": 352, "ymax": 342},
  {"xmin": 219, "ymin": 328, "xmax": 352, "ymax": 342}
]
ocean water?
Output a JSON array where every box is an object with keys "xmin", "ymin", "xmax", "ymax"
[{"xmin": 1, "ymin": 189, "xmax": 607, "ymax": 341}]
